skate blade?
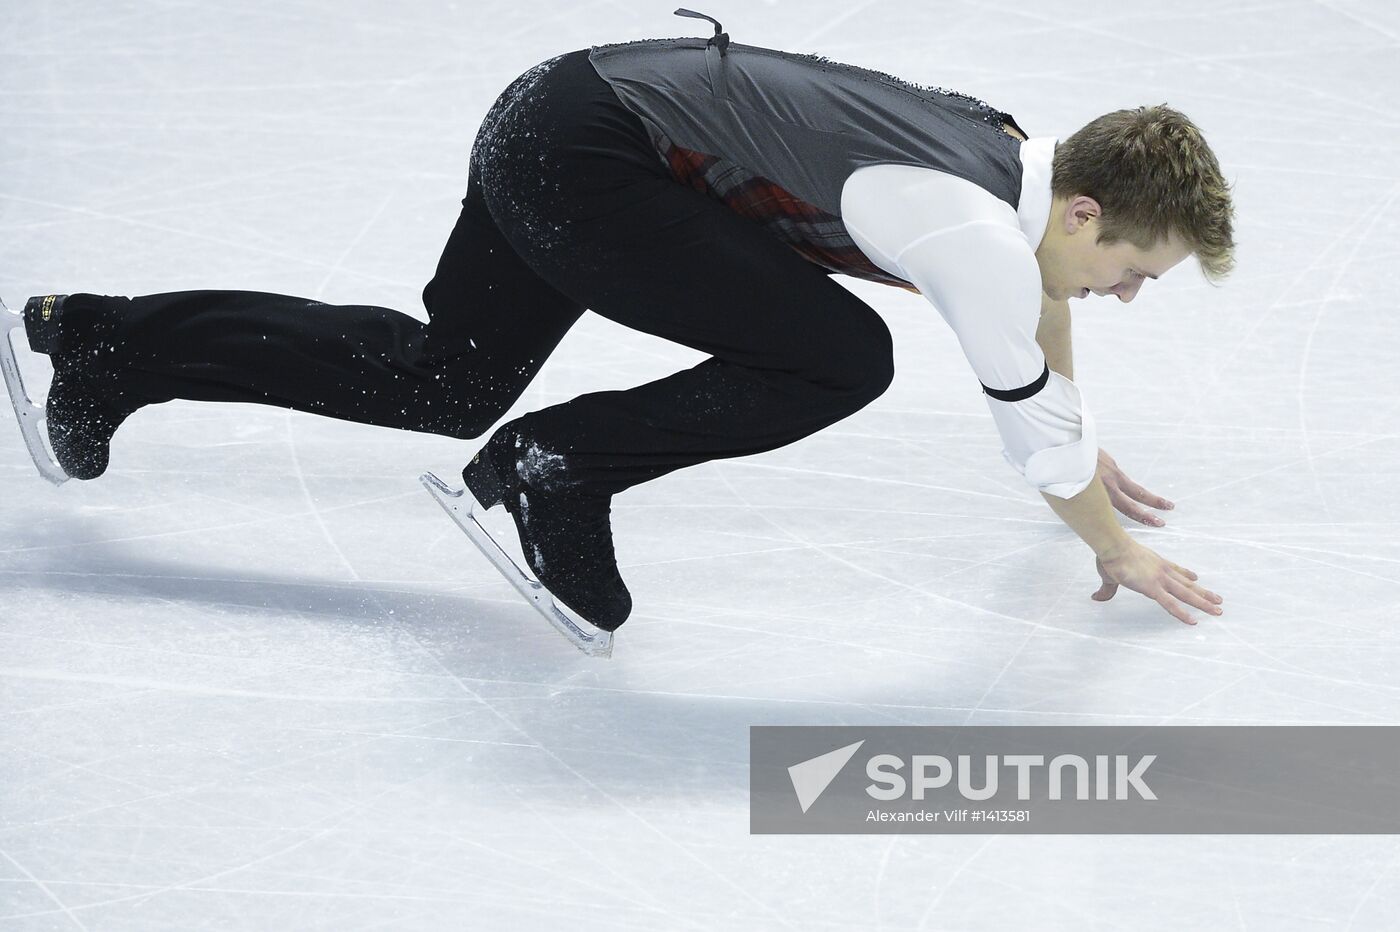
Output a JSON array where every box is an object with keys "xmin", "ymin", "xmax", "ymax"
[
  {"xmin": 0, "ymin": 298, "xmax": 68, "ymax": 486},
  {"xmin": 419, "ymin": 470, "xmax": 614, "ymax": 658}
]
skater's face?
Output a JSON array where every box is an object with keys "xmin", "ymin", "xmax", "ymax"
[{"xmin": 1037, "ymin": 195, "xmax": 1194, "ymax": 303}]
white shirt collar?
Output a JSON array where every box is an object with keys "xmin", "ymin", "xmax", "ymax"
[{"xmin": 1017, "ymin": 136, "xmax": 1057, "ymax": 252}]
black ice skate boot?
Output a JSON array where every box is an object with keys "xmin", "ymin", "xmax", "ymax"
[
  {"xmin": 24, "ymin": 295, "xmax": 136, "ymax": 480},
  {"xmin": 463, "ymin": 422, "xmax": 633, "ymax": 631}
]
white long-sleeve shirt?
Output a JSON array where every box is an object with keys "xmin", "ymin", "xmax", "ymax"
[{"xmin": 838, "ymin": 136, "xmax": 1098, "ymax": 499}]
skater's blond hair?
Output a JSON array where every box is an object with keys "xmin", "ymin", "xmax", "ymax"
[{"xmin": 1053, "ymin": 105, "xmax": 1236, "ymax": 283}]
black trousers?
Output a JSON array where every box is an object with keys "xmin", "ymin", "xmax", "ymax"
[{"xmin": 59, "ymin": 50, "xmax": 895, "ymax": 496}]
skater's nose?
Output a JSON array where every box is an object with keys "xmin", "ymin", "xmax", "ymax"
[{"xmin": 1110, "ymin": 279, "xmax": 1143, "ymax": 303}]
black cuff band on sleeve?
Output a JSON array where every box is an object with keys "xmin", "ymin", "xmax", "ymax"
[{"xmin": 981, "ymin": 361, "xmax": 1050, "ymax": 402}]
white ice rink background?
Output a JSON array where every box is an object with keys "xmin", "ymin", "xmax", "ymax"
[{"xmin": 2, "ymin": 0, "xmax": 1399, "ymax": 928}]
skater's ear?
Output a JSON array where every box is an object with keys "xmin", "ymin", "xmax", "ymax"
[{"xmin": 1059, "ymin": 195, "xmax": 1102, "ymax": 237}]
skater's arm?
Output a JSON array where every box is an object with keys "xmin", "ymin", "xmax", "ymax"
[
  {"xmin": 1038, "ymin": 463, "xmax": 1128, "ymax": 557},
  {"xmin": 839, "ymin": 167, "xmax": 1223, "ymax": 624},
  {"xmin": 1034, "ymin": 299, "xmax": 1174, "ymax": 528},
  {"xmin": 888, "ymin": 223, "xmax": 1098, "ymax": 500},
  {"xmin": 1035, "ymin": 295, "xmax": 1072, "ymax": 380},
  {"xmin": 840, "ymin": 164, "xmax": 1097, "ymax": 499}
]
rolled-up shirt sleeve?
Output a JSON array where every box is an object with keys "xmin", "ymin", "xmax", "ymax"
[{"xmin": 841, "ymin": 166, "xmax": 1098, "ymax": 499}]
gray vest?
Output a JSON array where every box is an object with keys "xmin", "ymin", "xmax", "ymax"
[{"xmin": 587, "ymin": 30, "xmax": 1028, "ymax": 285}]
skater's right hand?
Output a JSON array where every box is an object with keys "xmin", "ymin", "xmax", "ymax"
[{"xmin": 1091, "ymin": 539, "xmax": 1224, "ymax": 626}]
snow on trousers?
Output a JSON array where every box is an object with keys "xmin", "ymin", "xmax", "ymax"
[{"xmin": 58, "ymin": 50, "xmax": 895, "ymax": 495}]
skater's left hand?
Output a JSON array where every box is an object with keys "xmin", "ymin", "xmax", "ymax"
[{"xmin": 1097, "ymin": 449, "xmax": 1174, "ymax": 527}]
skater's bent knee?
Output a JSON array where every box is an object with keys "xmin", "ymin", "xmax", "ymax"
[
  {"xmin": 845, "ymin": 351, "xmax": 895, "ymax": 407},
  {"xmin": 862, "ymin": 350, "xmax": 896, "ymax": 402},
  {"xmin": 814, "ymin": 325, "xmax": 895, "ymax": 408}
]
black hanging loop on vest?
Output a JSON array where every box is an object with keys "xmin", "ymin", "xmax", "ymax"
[
  {"xmin": 674, "ymin": 8, "xmax": 731, "ymax": 99},
  {"xmin": 674, "ymin": 8, "xmax": 729, "ymax": 54}
]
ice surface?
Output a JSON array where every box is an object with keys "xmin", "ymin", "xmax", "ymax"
[{"xmin": 2, "ymin": 0, "xmax": 1399, "ymax": 929}]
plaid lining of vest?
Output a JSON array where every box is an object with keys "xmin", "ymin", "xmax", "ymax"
[{"xmin": 648, "ymin": 127, "xmax": 915, "ymax": 289}]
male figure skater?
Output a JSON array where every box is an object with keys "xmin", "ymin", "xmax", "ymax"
[{"xmin": 2, "ymin": 10, "xmax": 1233, "ymax": 644}]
